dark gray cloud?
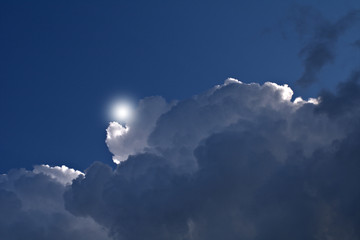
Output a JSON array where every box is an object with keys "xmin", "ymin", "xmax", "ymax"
[
  {"xmin": 0, "ymin": 166, "xmax": 111, "ymax": 240},
  {"xmin": 316, "ymin": 70, "xmax": 360, "ymax": 117},
  {"xmin": 63, "ymin": 79, "xmax": 360, "ymax": 239},
  {"xmin": 293, "ymin": 7, "xmax": 360, "ymax": 86}
]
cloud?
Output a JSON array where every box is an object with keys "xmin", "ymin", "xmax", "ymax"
[
  {"xmin": 291, "ymin": 7, "xmax": 360, "ymax": 86},
  {"xmin": 63, "ymin": 78, "xmax": 360, "ymax": 239},
  {"xmin": 0, "ymin": 165, "xmax": 111, "ymax": 240},
  {"xmin": 105, "ymin": 96, "xmax": 171, "ymax": 164},
  {"xmin": 316, "ymin": 70, "xmax": 360, "ymax": 117},
  {"xmin": 2, "ymin": 76, "xmax": 360, "ymax": 239},
  {"xmin": 33, "ymin": 164, "xmax": 84, "ymax": 185}
]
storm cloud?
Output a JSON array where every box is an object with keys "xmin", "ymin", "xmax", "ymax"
[
  {"xmin": 1, "ymin": 76, "xmax": 360, "ymax": 239},
  {"xmin": 62, "ymin": 78, "xmax": 360, "ymax": 239}
]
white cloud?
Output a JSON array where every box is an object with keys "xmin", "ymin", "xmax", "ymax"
[
  {"xmin": 146, "ymin": 79, "xmax": 337, "ymax": 168},
  {"xmin": 263, "ymin": 82, "xmax": 293, "ymax": 101},
  {"xmin": 33, "ymin": 164, "xmax": 84, "ymax": 185},
  {"xmin": 105, "ymin": 96, "xmax": 172, "ymax": 164},
  {"xmin": 105, "ymin": 79, "xmax": 338, "ymax": 171}
]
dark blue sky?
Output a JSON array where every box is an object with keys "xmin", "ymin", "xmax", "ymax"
[{"xmin": 1, "ymin": 0, "xmax": 359, "ymax": 172}]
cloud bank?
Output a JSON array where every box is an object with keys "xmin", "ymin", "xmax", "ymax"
[
  {"xmin": 2, "ymin": 77, "xmax": 360, "ymax": 239},
  {"xmin": 68, "ymin": 78, "xmax": 359, "ymax": 239}
]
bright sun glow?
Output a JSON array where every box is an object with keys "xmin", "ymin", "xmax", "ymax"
[{"xmin": 111, "ymin": 100, "xmax": 134, "ymax": 123}]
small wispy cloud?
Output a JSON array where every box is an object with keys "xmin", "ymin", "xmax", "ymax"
[{"xmin": 290, "ymin": 6, "xmax": 360, "ymax": 86}]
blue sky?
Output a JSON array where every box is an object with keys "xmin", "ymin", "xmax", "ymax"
[{"xmin": 1, "ymin": 0, "xmax": 359, "ymax": 172}]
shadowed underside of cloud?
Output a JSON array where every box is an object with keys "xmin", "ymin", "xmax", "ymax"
[
  {"xmin": 0, "ymin": 165, "xmax": 111, "ymax": 240},
  {"xmin": 2, "ymin": 77, "xmax": 360, "ymax": 239},
  {"xmin": 292, "ymin": 7, "xmax": 360, "ymax": 86}
]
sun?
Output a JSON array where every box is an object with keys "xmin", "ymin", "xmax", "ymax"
[{"xmin": 111, "ymin": 100, "xmax": 134, "ymax": 123}]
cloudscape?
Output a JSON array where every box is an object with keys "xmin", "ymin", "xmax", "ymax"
[
  {"xmin": 2, "ymin": 77, "xmax": 360, "ymax": 239},
  {"xmin": 1, "ymin": 1, "xmax": 360, "ymax": 239}
]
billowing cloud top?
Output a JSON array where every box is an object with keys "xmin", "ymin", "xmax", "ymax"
[
  {"xmin": 2, "ymin": 77, "xmax": 360, "ymax": 239},
  {"xmin": 106, "ymin": 78, "xmax": 336, "ymax": 170}
]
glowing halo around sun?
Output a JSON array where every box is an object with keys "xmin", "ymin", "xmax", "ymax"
[
  {"xmin": 109, "ymin": 98, "xmax": 136, "ymax": 124},
  {"xmin": 113, "ymin": 102, "xmax": 132, "ymax": 120}
]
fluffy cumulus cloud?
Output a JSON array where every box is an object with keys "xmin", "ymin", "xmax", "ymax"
[
  {"xmin": 2, "ymin": 77, "xmax": 360, "ymax": 239},
  {"xmin": 62, "ymin": 78, "xmax": 360, "ymax": 240},
  {"xmin": 0, "ymin": 165, "xmax": 111, "ymax": 240},
  {"xmin": 106, "ymin": 96, "xmax": 172, "ymax": 164}
]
